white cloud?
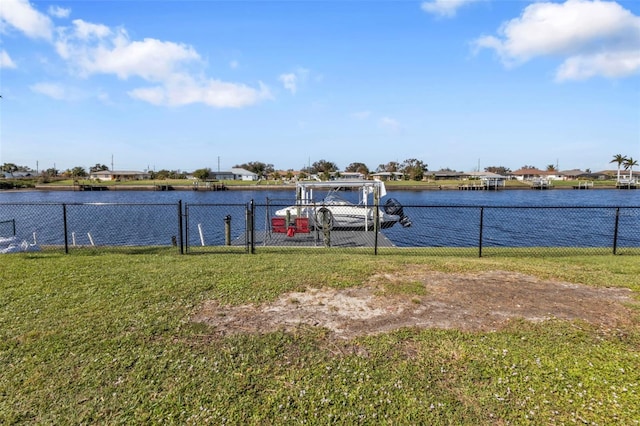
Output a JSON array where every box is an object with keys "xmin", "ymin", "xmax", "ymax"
[
  {"xmin": 279, "ymin": 73, "xmax": 298, "ymax": 94},
  {"xmin": 30, "ymin": 81, "xmax": 113, "ymax": 103},
  {"xmin": 0, "ymin": 50, "xmax": 17, "ymax": 68},
  {"xmin": 55, "ymin": 20, "xmax": 199, "ymax": 82},
  {"xmin": 97, "ymin": 91, "xmax": 111, "ymax": 104},
  {"xmin": 421, "ymin": 0, "xmax": 480, "ymax": 18},
  {"xmin": 69, "ymin": 19, "xmax": 111, "ymax": 40},
  {"xmin": 556, "ymin": 50, "xmax": 640, "ymax": 81},
  {"xmin": 48, "ymin": 6, "xmax": 70, "ymax": 19},
  {"xmin": 129, "ymin": 75, "xmax": 272, "ymax": 108},
  {"xmin": 352, "ymin": 111, "xmax": 371, "ymax": 120},
  {"xmin": 473, "ymin": 0, "xmax": 640, "ymax": 80},
  {"xmin": 51, "ymin": 18, "xmax": 269, "ymax": 108},
  {"xmin": 30, "ymin": 82, "xmax": 72, "ymax": 100},
  {"xmin": 379, "ymin": 117, "xmax": 401, "ymax": 131},
  {"xmin": 0, "ymin": 0, "xmax": 54, "ymax": 40},
  {"xmin": 279, "ymin": 67, "xmax": 310, "ymax": 94},
  {"xmin": 229, "ymin": 60, "xmax": 239, "ymax": 69},
  {"xmin": 4, "ymin": 2, "xmax": 271, "ymax": 108}
]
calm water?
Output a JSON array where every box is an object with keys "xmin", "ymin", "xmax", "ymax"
[
  {"xmin": 1, "ymin": 187, "xmax": 639, "ymax": 206},
  {"xmin": 1, "ymin": 188, "xmax": 639, "ymax": 248}
]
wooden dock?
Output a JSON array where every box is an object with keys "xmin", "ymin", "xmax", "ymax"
[
  {"xmin": 458, "ymin": 178, "xmax": 504, "ymax": 191},
  {"xmin": 154, "ymin": 184, "xmax": 173, "ymax": 191},
  {"xmin": 616, "ymin": 183, "xmax": 637, "ymax": 189},
  {"xmin": 573, "ymin": 181, "xmax": 593, "ymax": 189},
  {"xmin": 192, "ymin": 182, "xmax": 227, "ymax": 191},
  {"xmin": 236, "ymin": 230, "xmax": 396, "ymax": 248},
  {"xmin": 458, "ymin": 184, "xmax": 486, "ymax": 191},
  {"xmin": 76, "ymin": 184, "xmax": 108, "ymax": 191},
  {"xmin": 530, "ymin": 179, "xmax": 552, "ymax": 190}
]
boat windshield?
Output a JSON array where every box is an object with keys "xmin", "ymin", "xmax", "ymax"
[
  {"xmin": 324, "ymin": 192, "xmax": 350, "ymax": 204},
  {"xmin": 324, "ymin": 188, "xmax": 367, "ymax": 205}
]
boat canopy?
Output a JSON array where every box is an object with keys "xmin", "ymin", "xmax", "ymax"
[{"xmin": 294, "ymin": 179, "xmax": 388, "ymax": 206}]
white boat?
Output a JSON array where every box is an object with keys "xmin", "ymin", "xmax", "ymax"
[{"xmin": 274, "ymin": 180, "xmax": 411, "ymax": 231}]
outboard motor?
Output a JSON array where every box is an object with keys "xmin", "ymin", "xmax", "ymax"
[{"xmin": 384, "ymin": 198, "xmax": 412, "ymax": 228}]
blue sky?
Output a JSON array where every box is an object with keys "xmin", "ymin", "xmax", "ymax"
[{"xmin": 1, "ymin": 0, "xmax": 639, "ymax": 173}]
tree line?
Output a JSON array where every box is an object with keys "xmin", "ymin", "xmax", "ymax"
[
  {"xmin": 225, "ymin": 159, "xmax": 431, "ymax": 181},
  {"xmin": 2, "ymin": 154, "xmax": 636, "ymax": 182}
]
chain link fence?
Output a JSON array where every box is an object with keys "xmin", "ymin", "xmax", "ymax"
[
  {"xmin": 0, "ymin": 202, "xmax": 182, "ymax": 254},
  {"xmin": 1, "ymin": 201, "xmax": 638, "ymax": 256}
]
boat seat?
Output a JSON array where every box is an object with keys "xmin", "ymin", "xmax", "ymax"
[
  {"xmin": 271, "ymin": 217, "xmax": 287, "ymax": 233},
  {"xmin": 295, "ymin": 218, "xmax": 310, "ymax": 234}
]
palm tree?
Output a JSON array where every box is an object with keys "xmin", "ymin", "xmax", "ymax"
[
  {"xmin": 623, "ymin": 157, "xmax": 638, "ymax": 181},
  {"xmin": 610, "ymin": 154, "xmax": 627, "ymax": 182}
]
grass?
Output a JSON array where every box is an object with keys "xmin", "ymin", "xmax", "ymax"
[
  {"xmin": 36, "ymin": 178, "xmax": 623, "ymax": 190},
  {"xmin": 1, "ymin": 251, "xmax": 639, "ymax": 424}
]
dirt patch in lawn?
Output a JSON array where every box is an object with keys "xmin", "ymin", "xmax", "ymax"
[{"xmin": 191, "ymin": 267, "xmax": 637, "ymax": 340}]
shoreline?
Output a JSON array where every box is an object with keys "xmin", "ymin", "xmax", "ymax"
[{"xmin": 10, "ymin": 183, "xmax": 625, "ymax": 192}]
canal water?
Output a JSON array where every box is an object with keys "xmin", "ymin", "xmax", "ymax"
[
  {"xmin": 1, "ymin": 186, "xmax": 639, "ymax": 206},
  {"xmin": 1, "ymin": 188, "xmax": 638, "ymax": 249}
]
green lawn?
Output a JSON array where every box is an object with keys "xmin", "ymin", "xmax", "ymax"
[
  {"xmin": 35, "ymin": 177, "xmax": 620, "ymax": 190},
  {"xmin": 1, "ymin": 252, "xmax": 638, "ymax": 424}
]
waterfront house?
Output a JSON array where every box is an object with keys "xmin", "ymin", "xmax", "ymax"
[
  {"xmin": 429, "ymin": 170, "xmax": 466, "ymax": 181},
  {"xmin": 370, "ymin": 172, "xmax": 404, "ymax": 181},
  {"xmin": 1, "ymin": 171, "xmax": 34, "ymax": 179},
  {"xmin": 89, "ymin": 170, "xmax": 151, "ymax": 181},
  {"xmin": 210, "ymin": 168, "xmax": 258, "ymax": 181},
  {"xmin": 335, "ymin": 172, "xmax": 365, "ymax": 180},
  {"xmin": 510, "ymin": 168, "xmax": 548, "ymax": 181},
  {"xmin": 558, "ymin": 169, "xmax": 590, "ymax": 180},
  {"xmin": 591, "ymin": 170, "xmax": 618, "ymax": 181}
]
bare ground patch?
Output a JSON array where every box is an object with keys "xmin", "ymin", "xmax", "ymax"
[{"xmin": 191, "ymin": 268, "xmax": 637, "ymax": 340}]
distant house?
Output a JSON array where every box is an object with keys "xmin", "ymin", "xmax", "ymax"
[
  {"xmin": 590, "ymin": 170, "xmax": 618, "ymax": 180},
  {"xmin": 89, "ymin": 170, "xmax": 150, "ymax": 181},
  {"xmin": 465, "ymin": 171, "xmax": 507, "ymax": 180},
  {"xmin": 335, "ymin": 172, "xmax": 365, "ymax": 180},
  {"xmin": 1, "ymin": 171, "xmax": 34, "ymax": 179},
  {"xmin": 370, "ymin": 172, "xmax": 404, "ymax": 181},
  {"xmin": 510, "ymin": 168, "xmax": 548, "ymax": 181},
  {"xmin": 210, "ymin": 168, "xmax": 258, "ymax": 181},
  {"xmin": 429, "ymin": 170, "xmax": 466, "ymax": 180},
  {"xmin": 558, "ymin": 169, "xmax": 590, "ymax": 180}
]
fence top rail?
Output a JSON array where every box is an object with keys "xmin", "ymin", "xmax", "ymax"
[
  {"xmin": 1, "ymin": 201, "xmax": 639, "ymax": 209},
  {"xmin": 0, "ymin": 201, "xmax": 180, "ymax": 207},
  {"xmin": 255, "ymin": 202, "xmax": 640, "ymax": 209},
  {"xmin": 185, "ymin": 203, "xmax": 250, "ymax": 207}
]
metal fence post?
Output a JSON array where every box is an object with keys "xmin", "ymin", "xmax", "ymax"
[
  {"xmin": 224, "ymin": 215, "xmax": 232, "ymax": 246},
  {"xmin": 478, "ymin": 207, "xmax": 484, "ymax": 258},
  {"xmin": 178, "ymin": 200, "xmax": 184, "ymax": 254},
  {"xmin": 374, "ymin": 192, "xmax": 379, "ymax": 255},
  {"xmin": 63, "ymin": 204, "xmax": 69, "ymax": 254},
  {"xmin": 245, "ymin": 203, "xmax": 249, "ymax": 252},
  {"xmin": 251, "ymin": 200, "xmax": 255, "ymax": 254},
  {"xmin": 246, "ymin": 200, "xmax": 255, "ymax": 254},
  {"xmin": 613, "ymin": 207, "xmax": 620, "ymax": 255}
]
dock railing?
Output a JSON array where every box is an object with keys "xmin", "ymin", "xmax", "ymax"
[{"xmin": 0, "ymin": 201, "xmax": 639, "ymax": 256}]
